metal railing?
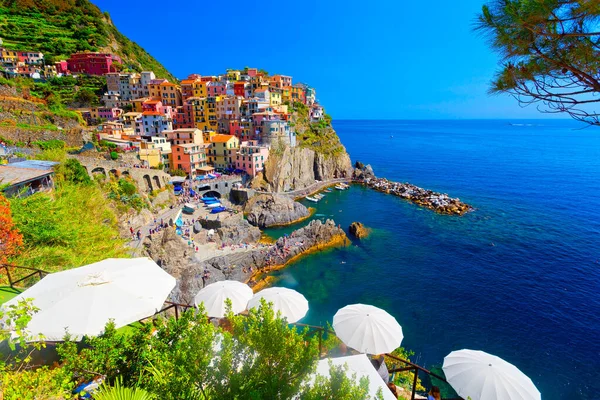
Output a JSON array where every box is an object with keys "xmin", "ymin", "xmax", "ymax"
[{"xmin": 0, "ymin": 264, "xmax": 48, "ymax": 288}]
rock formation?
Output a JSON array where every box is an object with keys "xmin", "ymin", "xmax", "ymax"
[
  {"xmin": 353, "ymin": 163, "xmax": 375, "ymax": 180},
  {"xmin": 349, "ymin": 222, "xmax": 370, "ymax": 239},
  {"xmin": 252, "ymin": 147, "xmax": 353, "ymax": 193},
  {"xmin": 245, "ymin": 193, "xmax": 310, "ymax": 228},
  {"xmin": 155, "ymin": 219, "xmax": 347, "ymax": 304}
]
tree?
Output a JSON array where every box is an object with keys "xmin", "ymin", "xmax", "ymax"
[
  {"xmin": 0, "ymin": 193, "xmax": 23, "ymax": 265},
  {"xmin": 476, "ymin": 1, "xmax": 600, "ymax": 125},
  {"xmin": 57, "ymin": 159, "xmax": 92, "ymax": 186}
]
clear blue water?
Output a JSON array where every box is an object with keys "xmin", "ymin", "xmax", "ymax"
[{"xmin": 265, "ymin": 120, "xmax": 600, "ymax": 399}]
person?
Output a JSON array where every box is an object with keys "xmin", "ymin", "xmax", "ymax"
[
  {"xmin": 370, "ymin": 355, "xmax": 389, "ymax": 384},
  {"xmin": 428, "ymin": 386, "xmax": 441, "ymax": 400},
  {"xmin": 387, "ymin": 382, "xmax": 400, "ymax": 399}
]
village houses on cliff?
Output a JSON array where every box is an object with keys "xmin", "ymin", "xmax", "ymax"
[{"xmin": 0, "ymin": 44, "xmax": 325, "ymax": 180}]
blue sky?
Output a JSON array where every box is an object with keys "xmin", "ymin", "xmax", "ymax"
[{"xmin": 94, "ymin": 0, "xmax": 556, "ymax": 120}]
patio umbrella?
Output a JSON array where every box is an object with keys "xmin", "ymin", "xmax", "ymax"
[
  {"xmin": 247, "ymin": 287, "xmax": 308, "ymax": 323},
  {"xmin": 332, "ymin": 304, "xmax": 403, "ymax": 354},
  {"xmin": 2, "ymin": 258, "xmax": 175, "ymax": 341},
  {"xmin": 443, "ymin": 349, "xmax": 541, "ymax": 400},
  {"xmin": 194, "ymin": 280, "xmax": 253, "ymax": 318}
]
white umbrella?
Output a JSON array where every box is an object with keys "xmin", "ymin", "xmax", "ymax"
[
  {"xmin": 194, "ymin": 280, "xmax": 253, "ymax": 318},
  {"xmin": 3, "ymin": 257, "xmax": 176, "ymax": 341},
  {"xmin": 247, "ymin": 287, "xmax": 308, "ymax": 323},
  {"xmin": 332, "ymin": 304, "xmax": 403, "ymax": 354},
  {"xmin": 443, "ymin": 349, "xmax": 541, "ymax": 400}
]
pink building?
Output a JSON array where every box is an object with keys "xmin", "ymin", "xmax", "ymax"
[
  {"xmin": 229, "ymin": 119, "xmax": 255, "ymax": 141},
  {"xmin": 54, "ymin": 60, "xmax": 68, "ymax": 74},
  {"xmin": 235, "ymin": 140, "xmax": 269, "ymax": 177},
  {"xmin": 207, "ymin": 81, "xmax": 226, "ymax": 96},
  {"xmin": 67, "ymin": 52, "xmax": 122, "ymax": 75}
]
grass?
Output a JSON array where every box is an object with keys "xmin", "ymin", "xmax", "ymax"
[
  {"xmin": 0, "ymin": 2, "xmax": 176, "ymax": 81},
  {"xmin": 0, "ymin": 286, "xmax": 22, "ymax": 305},
  {"xmin": 8, "ymin": 181, "xmax": 129, "ymax": 272}
]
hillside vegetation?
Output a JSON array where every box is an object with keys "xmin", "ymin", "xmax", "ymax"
[
  {"xmin": 288, "ymin": 102, "xmax": 344, "ymax": 156},
  {"xmin": 0, "ymin": 0, "xmax": 176, "ymax": 81}
]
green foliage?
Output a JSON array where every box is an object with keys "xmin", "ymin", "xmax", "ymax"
[
  {"xmin": 299, "ymin": 362, "xmax": 379, "ymax": 400},
  {"xmin": 476, "ymin": 0, "xmax": 600, "ymax": 125},
  {"xmin": 8, "ymin": 181, "xmax": 128, "ymax": 271},
  {"xmin": 33, "ymin": 139, "xmax": 65, "ymax": 151},
  {"xmin": 34, "ymin": 147, "xmax": 67, "ymax": 162},
  {"xmin": 170, "ymin": 169, "xmax": 187, "ymax": 177},
  {"xmin": 55, "ymin": 158, "xmax": 92, "ymax": 186},
  {"xmin": 1, "ymin": 366, "xmax": 74, "ymax": 400},
  {"xmin": 0, "ymin": 1, "xmax": 176, "ymax": 81},
  {"xmin": 95, "ymin": 377, "xmax": 155, "ymax": 400},
  {"xmin": 53, "ymin": 302, "xmax": 371, "ymax": 400},
  {"xmin": 103, "ymin": 177, "xmax": 147, "ymax": 211},
  {"xmin": 110, "ymin": 151, "xmax": 119, "ymax": 160}
]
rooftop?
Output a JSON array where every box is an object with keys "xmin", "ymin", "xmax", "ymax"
[
  {"xmin": 0, "ymin": 165, "xmax": 55, "ymax": 186},
  {"xmin": 211, "ymin": 134, "xmax": 235, "ymax": 143},
  {"xmin": 6, "ymin": 160, "xmax": 58, "ymax": 171}
]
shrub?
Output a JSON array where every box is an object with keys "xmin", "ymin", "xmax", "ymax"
[
  {"xmin": 170, "ymin": 169, "xmax": 187, "ymax": 177},
  {"xmin": 56, "ymin": 159, "xmax": 91, "ymax": 186},
  {"xmin": 33, "ymin": 139, "xmax": 65, "ymax": 151},
  {"xmin": 110, "ymin": 151, "xmax": 118, "ymax": 160}
]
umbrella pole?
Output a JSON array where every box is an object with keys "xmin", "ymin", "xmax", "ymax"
[{"xmin": 411, "ymin": 368, "xmax": 418, "ymax": 400}]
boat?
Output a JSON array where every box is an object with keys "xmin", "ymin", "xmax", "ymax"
[
  {"xmin": 182, "ymin": 203, "xmax": 196, "ymax": 214},
  {"xmin": 305, "ymin": 196, "xmax": 319, "ymax": 202},
  {"xmin": 314, "ymin": 193, "xmax": 325, "ymax": 199},
  {"xmin": 203, "ymin": 199, "xmax": 220, "ymax": 204},
  {"xmin": 335, "ymin": 185, "xmax": 346, "ymax": 190},
  {"xmin": 324, "ymin": 189, "xmax": 333, "ymax": 193},
  {"xmin": 206, "ymin": 202, "xmax": 222, "ymax": 208},
  {"xmin": 211, "ymin": 206, "xmax": 227, "ymax": 214},
  {"xmin": 201, "ymin": 196, "xmax": 217, "ymax": 201}
]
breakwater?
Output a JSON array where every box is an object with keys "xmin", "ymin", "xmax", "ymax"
[{"xmin": 356, "ymin": 176, "xmax": 473, "ymax": 215}]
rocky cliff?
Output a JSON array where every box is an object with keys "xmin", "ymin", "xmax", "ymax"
[
  {"xmin": 252, "ymin": 103, "xmax": 353, "ymax": 192},
  {"xmin": 245, "ymin": 193, "xmax": 310, "ymax": 228}
]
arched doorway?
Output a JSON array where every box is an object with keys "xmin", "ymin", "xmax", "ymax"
[
  {"xmin": 203, "ymin": 190, "xmax": 221, "ymax": 198},
  {"xmin": 91, "ymin": 167, "xmax": 106, "ymax": 176},
  {"xmin": 152, "ymin": 175, "xmax": 161, "ymax": 189},
  {"xmin": 143, "ymin": 175, "xmax": 153, "ymax": 191}
]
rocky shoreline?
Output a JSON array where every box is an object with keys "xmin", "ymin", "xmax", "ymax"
[
  {"xmin": 353, "ymin": 164, "xmax": 473, "ymax": 215},
  {"xmin": 144, "ymin": 219, "xmax": 347, "ymax": 304}
]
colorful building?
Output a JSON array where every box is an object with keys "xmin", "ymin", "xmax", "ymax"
[
  {"xmin": 228, "ymin": 119, "xmax": 255, "ymax": 141},
  {"xmin": 207, "ymin": 81, "xmax": 226, "ymax": 97},
  {"xmin": 17, "ymin": 51, "xmax": 44, "ymax": 65},
  {"xmin": 208, "ymin": 134, "xmax": 240, "ymax": 170},
  {"xmin": 261, "ymin": 120, "xmax": 296, "ymax": 148},
  {"xmin": 170, "ymin": 143, "xmax": 207, "ymax": 177},
  {"xmin": 66, "ymin": 52, "xmax": 122, "ymax": 75},
  {"xmin": 159, "ymin": 82, "xmax": 182, "ymax": 107},
  {"xmin": 162, "ymin": 128, "xmax": 204, "ymax": 146},
  {"xmin": 269, "ymin": 75, "xmax": 292, "ymax": 89},
  {"xmin": 140, "ymin": 111, "xmax": 173, "ymax": 136},
  {"xmin": 291, "ymin": 85, "xmax": 306, "ymax": 104},
  {"xmin": 217, "ymin": 96, "xmax": 242, "ymax": 121},
  {"xmin": 235, "ymin": 140, "xmax": 269, "ymax": 177}
]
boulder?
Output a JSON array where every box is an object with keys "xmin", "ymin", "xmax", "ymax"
[
  {"xmin": 349, "ymin": 222, "xmax": 370, "ymax": 239},
  {"xmin": 245, "ymin": 193, "xmax": 310, "ymax": 228}
]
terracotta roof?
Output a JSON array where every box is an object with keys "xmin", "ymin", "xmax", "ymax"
[
  {"xmin": 145, "ymin": 100, "xmax": 161, "ymax": 104},
  {"xmin": 160, "ymin": 82, "xmax": 177, "ymax": 87},
  {"xmin": 142, "ymin": 111, "xmax": 163, "ymax": 116},
  {"xmin": 211, "ymin": 134, "xmax": 236, "ymax": 143}
]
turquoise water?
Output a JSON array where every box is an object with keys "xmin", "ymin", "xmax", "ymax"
[{"xmin": 264, "ymin": 120, "xmax": 600, "ymax": 399}]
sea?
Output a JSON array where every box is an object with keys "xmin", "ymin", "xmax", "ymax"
[{"xmin": 263, "ymin": 120, "xmax": 600, "ymax": 400}]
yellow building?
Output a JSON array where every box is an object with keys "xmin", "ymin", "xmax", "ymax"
[
  {"xmin": 0, "ymin": 48, "xmax": 18, "ymax": 65},
  {"xmin": 159, "ymin": 82, "xmax": 182, "ymax": 108},
  {"xmin": 181, "ymin": 78, "xmax": 207, "ymax": 100},
  {"xmin": 208, "ymin": 134, "xmax": 239, "ymax": 169},
  {"xmin": 148, "ymin": 79, "xmax": 168, "ymax": 99},
  {"xmin": 269, "ymin": 89, "xmax": 282, "ymax": 106},
  {"xmin": 282, "ymin": 87, "xmax": 291, "ymax": 103},
  {"xmin": 138, "ymin": 143, "xmax": 162, "ymax": 168},
  {"xmin": 204, "ymin": 96, "xmax": 221, "ymax": 132}
]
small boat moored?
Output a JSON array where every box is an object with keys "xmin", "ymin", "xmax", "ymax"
[
  {"xmin": 305, "ymin": 196, "xmax": 319, "ymax": 203},
  {"xmin": 206, "ymin": 202, "xmax": 222, "ymax": 208},
  {"xmin": 182, "ymin": 203, "xmax": 196, "ymax": 214}
]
